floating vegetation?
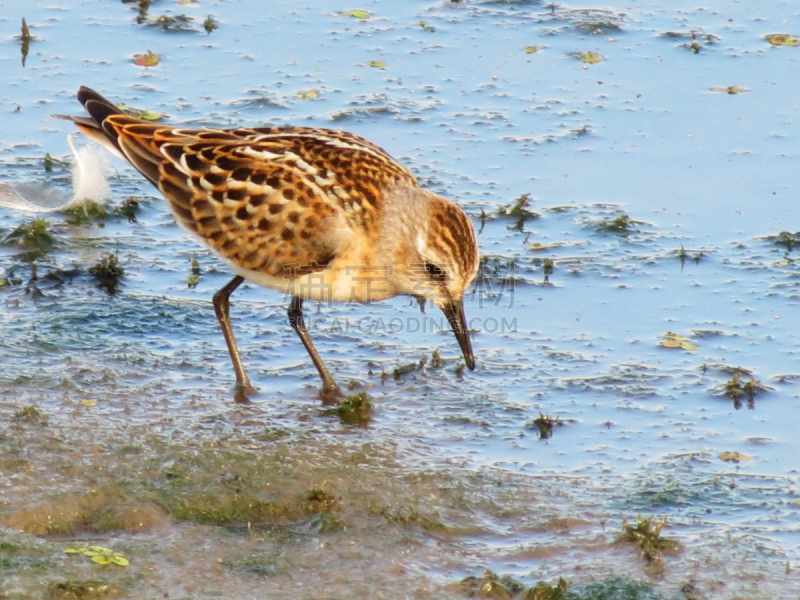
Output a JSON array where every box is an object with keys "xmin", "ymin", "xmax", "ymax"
[
  {"xmin": 3, "ymin": 218, "xmax": 57, "ymax": 254},
  {"xmin": 120, "ymin": 197, "xmax": 141, "ymax": 222},
  {"xmin": 523, "ymin": 578, "xmax": 569, "ymax": 599},
  {"xmin": 368, "ymin": 60, "xmax": 388, "ymax": 68},
  {"xmin": 145, "ymin": 13, "xmax": 194, "ymax": 31},
  {"xmin": 721, "ymin": 370, "xmax": 770, "ymax": 410},
  {"xmin": 89, "ymin": 253, "xmax": 125, "ymax": 294},
  {"xmin": 203, "ymin": 15, "xmax": 218, "ymax": 34},
  {"xmin": 19, "ymin": 18, "xmax": 33, "ymax": 67},
  {"xmin": 566, "ymin": 8, "xmax": 624, "ymax": 35},
  {"xmin": 525, "ymin": 413, "xmax": 565, "ymax": 440},
  {"xmin": 62, "ymin": 196, "xmax": 140, "ymax": 225},
  {"xmin": 13, "ymin": 405, "xmax": 47, "ymax": 424},
  {"xmin": 592, "ymin": 213, "xmax": 638, "ymax": 234},
  {"xmin": 124, "ymin": 1, "xmax": 218, "ymax": 34},
  {"xmin": 138, "ymin": 110, "xmax": 163, "ymax": 121},
  {"xmin": 450, "ymin": 569, "xmax": 525, "ymax": 598},
  {"xmin": 659, "ymin": 332, "xmax": 697, "ymax": 352},
  {"xmin": 64, "ymin": 545, "xmax": 130, "ymax": 567},
  {"xmin": 184, "ymin": 257, "xmax": 201, "ymax": 288},
  {"xmin": 764, "ymin": 230, "xmax": 800, "ymax": 252},
  {"xmin": 448, "ymin": 570, "xmax": 569, "ymax": 599},
  {"xmin": 718, "ymin": 450, "xmax": 752, "ymax": 464},
  {"xmin": 524, "ymin": 45, "xmax": 545, "ymax": 54},
  {"xmin": 330, "ymin": 105, "xmax": 394, "ymax": 121},
  {"xmin": 765, "ymin": 33, "xmax": 799, "ymax": 47},
  {"xmin": 672, "ymin": 245, "xmax": 708, "ymax": 269},
  {"xmin": 295, "ymin": 89, "xmax": 319, "ymax": 101},
  {"xmin": 711, "ymin": 85, "xmax": 748, "ymax": 94},
  {"xmin": 542, "ymin": 258, "xmax": 554, "ymax": 284},
  {"xmin": 20, "ymin": 18, "xmax": 33, "ymax": 43},
  {"xmin": 336, "ymin": 392, "xmax": 373, "ymax": 426},
  {"xmin": 392, "ymin": 359, "xmax": 424, "ymax": 380},
  {"xmin": 575, "ymin": 578, "xmax": 668, "ymax": 599},
  {"xmin": 369, "ymin": 504, "xmax": 447, "ymax": 534},
  {"xmin": 528, "ymin": 242, "xmax": 563, "ymax": 251},
  {"xmin": 302, "ymin": 487, "xmax": 339, "ymax": 513},
  {"xmin": 659, "ymin": 30, "xmax": 720, "ymax": 54},
  {"xmin": 616, "ymin": 515, "xmax": 681, "ymax": 575},
  {"xmin": 476, "ymin": 255, "xmax": 521, "ymax": 297},
  {"xmin": 47, "ymin": 579, "xmax": 121, "ymax": 599},
  {"xmin": 497, "ymin": 193, "xmax": 540, "ymax": 231},
  {"xmin": 132, "ymin": 50, "xmax": 159, "ymax": 67},
  {"xmin": 115, "ymin": 102, "xmax": 164, "ymax": 121},
  {"xmin": 125, "ymin": 0, "xmax": 151, "ymax": 21},
  {"xmin": 64, "ymin": 200, "xmax": 108, "ymax": 225},
  {"xmin": 340, "ymin": 9, "xmax": 371, "ymax": 19},
  {"xmin": 578, "ymin": 51, "xmax": 603, "ymax": 64}
]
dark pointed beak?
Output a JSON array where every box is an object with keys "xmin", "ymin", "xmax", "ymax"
[{"xmin": 441, "ymin": 299, "xmax": 475, "ymax": 370}]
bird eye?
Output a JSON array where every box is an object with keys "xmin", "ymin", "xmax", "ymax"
[{"xmin": 424, "ymin": 262, "xmax": 447, "ymax": 281}]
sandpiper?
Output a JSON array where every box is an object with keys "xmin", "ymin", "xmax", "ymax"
[{"xmin": 57, "ymin": 86, "xmax": 480, "ymax": 403}]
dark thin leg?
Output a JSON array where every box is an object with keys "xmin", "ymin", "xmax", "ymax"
[
  {"xmin": 288, "ymin": 296, "xmax": 342, "ymax": 404},
  {"xmin": 212, "ymin": 275, "xmax": 252, "ymax": 400}
]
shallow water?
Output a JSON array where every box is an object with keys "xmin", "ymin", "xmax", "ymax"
[{"xmin": 2, "ymin": 1, "xmax": 800, "ymax": 598}]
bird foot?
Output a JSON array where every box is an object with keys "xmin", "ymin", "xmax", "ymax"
[
  {"xmin": 233, "ymin": 383, "xmax": 258, "ymax": 404},
  {"xmin": 318, "ymin": 384, "xmax": 345, "ymax": 406}
]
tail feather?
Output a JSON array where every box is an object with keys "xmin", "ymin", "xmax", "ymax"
[
  {"xmin": 53, "ymin": 87, "xmax": 127, "ymax": 160},
  {"xmin": 76, "ymin": 86, "xmax": 124, "ymax": 145}
]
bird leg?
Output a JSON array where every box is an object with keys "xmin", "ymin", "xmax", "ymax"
[
  {"xmin": 288, "ymin": 296, "xmax": 343, "ymax": 404},
  {"xmin": 212, "ymin": 275, "xmax": 253, "ymax": 401}
]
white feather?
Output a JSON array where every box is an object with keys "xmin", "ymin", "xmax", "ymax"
[{"xmin": 0, "ymin": 135, "xmax": 111, "ymax": 213}]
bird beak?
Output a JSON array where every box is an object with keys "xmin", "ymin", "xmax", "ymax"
[{"xmin": 441, "ymin": 299, "xmax": 475, "ymax": 370}]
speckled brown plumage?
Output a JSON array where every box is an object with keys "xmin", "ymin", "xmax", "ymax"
[
  {"xmin": 57, "ymin": 86, "xmax": 480, "ymax": 402},
  {"xmin": 92, "ymin": 116, "xmax": 417, "ymax": 278}
]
